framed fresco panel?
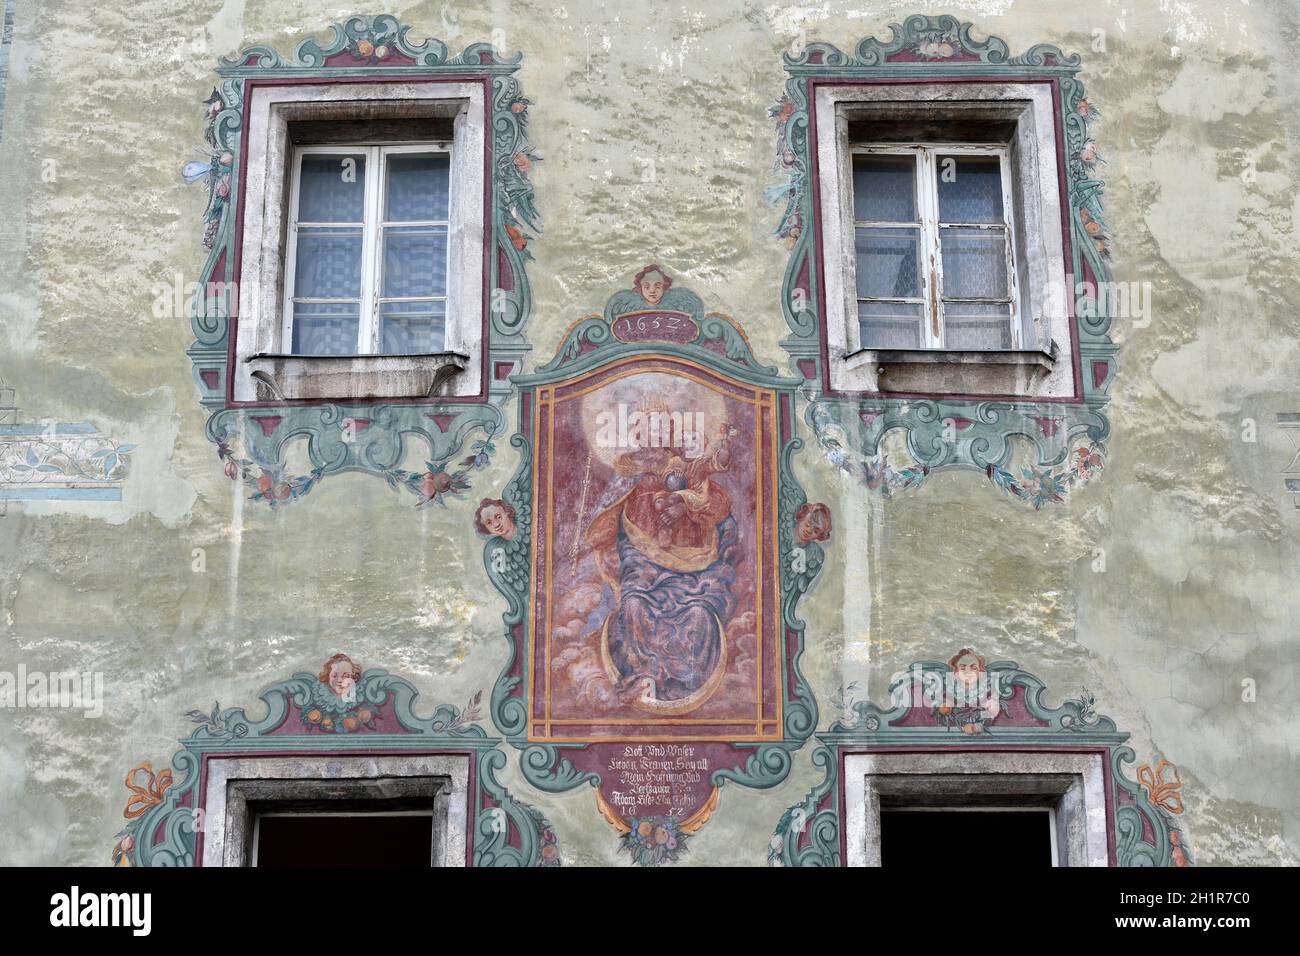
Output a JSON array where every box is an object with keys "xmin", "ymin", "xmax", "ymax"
[{"xmin": 482, "ymin": 267, "xmax": 832, "ymax": 863}]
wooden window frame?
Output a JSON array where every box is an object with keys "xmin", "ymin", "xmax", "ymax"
[
  {"xmin": 851, "ymin": 143, "xmax": 1021, "ymax": 351},
  {"xmin": 282, "ymin": 142, "xmax": 455, "ymax": 356}
]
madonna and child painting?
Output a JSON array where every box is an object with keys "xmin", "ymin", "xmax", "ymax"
[{"xmin": 528, "ymin": 355, "xmax": 782, "ymax": 741}]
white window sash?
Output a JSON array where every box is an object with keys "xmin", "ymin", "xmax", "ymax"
[
  {"xmin": 283, "ymin": 142, "xmax": 453, "ymax": 355},
  {"xmin": 851, "ymin": 143, "xmax": 1019, "ymax": 350}
]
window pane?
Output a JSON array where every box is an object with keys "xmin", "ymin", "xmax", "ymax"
[
  {"xmin": 385, "ymin": 153, "xmax": 450, "ymax": 222},
  {"xmin": 940, "ymin": 227, "xmax": 1009, "ymax": 299},
  {"xmin": 936, "ymin": 155, "xmax": 1004, "ymax": 224},
  {"xmin": 944, "ymin": 302, "xmax": 1012, "ymax": 350},
  {"xmin": 853, "ymin": 155, "xmax": 917, "ymax": 222},
  {"xmin": 382, "ymin": 224, "xmax": 448, "ymax": 299},
  {"xmin": 380, "ymin": 300, "xmax": 447, "ymax": 354},
  {"xmin": 297, "ymin": 154, "xmax": 366, "ymax": 222},
  {"xmin": 858, "ymin": 301, "xmax": 924, "ymax": 350},
  {"xmin": 294, "ymin": 226, "xmax": 364, "ymax": 298},
  {"xmin": 856, "ymin": 226, "xmax": 921, "ymax": 299},
  {"xmin": 292, "ymin": 303, "xmax": 360, "ymax": 355}
]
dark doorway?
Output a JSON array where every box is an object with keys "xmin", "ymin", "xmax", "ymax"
[
  {"xmin": 879, "ymin": 809, "xmax": 1053, "ymax": 866},
  {"xmin": 254, "ymin": 813, "xmax": 433, "ymax": 867}
]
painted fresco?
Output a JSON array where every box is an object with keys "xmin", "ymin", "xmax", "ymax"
[
  {"xmin": 771, "ymin": 16, "xmax": 1117, "ymax": 509},
  {"xmin": 111, "ymin": 655, "xmax": 560, "ymax": 868},
  {"xmin": 486, "ymin": 267, "xmax": 830, "ymax": 863},
  {"xmin": 184, "ymin": 16, "xmax": 537, "ymax": 511},
  {"xmin": 532, "ymin": 361, "xmax": 779, "ymax": 737},
  {"xmin": 771, "ymin": 651, "xmax": 1191, "ymax": 868}
]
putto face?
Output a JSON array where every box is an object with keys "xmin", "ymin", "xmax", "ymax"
[
  {"xmin": 639, "ymin": 273, "xmax": 667, "ymax": 306},
  {"xmin": 328, "ymin": 661, "xmax": 357, "ymax": 697},
  {"xmin": 481, "ymin": 503, "xmax": 513, "ymax": 538},
  {"xmin": 954, "ymin": 656, "xmax": 982, "ymax": 687}
]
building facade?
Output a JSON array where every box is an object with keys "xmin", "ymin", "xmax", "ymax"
[{"xmin": 0, "ymin": 0, "xmax": 1297, "ymax": 866}]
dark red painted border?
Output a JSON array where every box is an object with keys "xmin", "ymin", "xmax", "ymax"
[
  {"xmin": 226, "ymin": 74, "xmax": 496, "ymax": 408},
  {"xmin": 805, "ymin": 76, "xmax": 1086, "ymax": 405}
]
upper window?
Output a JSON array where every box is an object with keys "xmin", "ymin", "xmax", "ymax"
[
  {"xmin": 815, "ymin": 82, "xmax": 1076, "ymax": 399},
  {"xmin": 852, "ymin": 145, "xmax": 1020, "ymax": 352},
  {"xmin": 285, "ymin": 145, "xmax": 452, "ymax": 357},
  {"xmin": 233, "ymin": 80, "xmax": 486, "ymax": 403}
]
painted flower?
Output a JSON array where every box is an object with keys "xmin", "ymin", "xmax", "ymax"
[
  {"xmin": 306, "ymin": 709, "xmax": 322, "ymax": 724},
  {"xmin": 653, "ymin": 826, "xmax": 670, "ymax": 846},
  {"xmin": 778, "ymin": 99, "xmax": 795, "ymax": 122},
  {"xmin": 357, "ymin": 707, "xmax": 372, "ymax": 722},
  {"xmin": 343, "ymin": 716, "xmax": 359, "ymax": 731},
  {"xmin": 256, "ymin": 473, "xmax": 274, "ymax": 494},
  {"xmin": 356, "ymin": 39, "xmax": 375, "ymax": 57},
  {"xmin": 215, "ymin": 176, "xmax": 231, "ymax": 199},
  {"xmin": 224, "ymin": 459, "xmax": 239, "ymax": 480},
  {"xmin": 373, "ymin": 44, "xmax": 390, "ymax": 60},
  {"xmin": 321, "ymin": 717, "xmax": 334, "ymax": 731},
  {"xmin": 505, "ymin": 224, "xmax": 527, "ymax": 251},
  {"xmin": 637, "ymin": 820, "xmax": 654, "ymax": 839},
  {"xmin": 513, "ymin": 152, "xmax": 532, "ymax": 174},
  {"xmin": 1075, "ymin": 446, "xmax": 1103, "ymax": 477},
  {"xmin": 541, "ymin": 843, "xmax": 558, "ymax": 860},
  {"xmin": 1079, "ymin": 141, "xmax": 1103, "ymax": 165},
  {"xmin": 219, "ymin": 151, "xmax": 233, "ymax": 167},
  {"xmin": 511, "ymin": 101, "xmax": 527, "ymax": 114}
]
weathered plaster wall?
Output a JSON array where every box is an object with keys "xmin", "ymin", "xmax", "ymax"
[{"xmin": 0, "ymin": 0, "xmax": 1298, "ymax": 865}]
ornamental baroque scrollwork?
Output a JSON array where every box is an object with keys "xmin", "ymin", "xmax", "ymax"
[
  {"xmin": 769, "ymin": 652, "xmax": 1191, "ymax": 868},
  {"xmin": 479, "ymin": 267, "xmax": 833, "ymax": 865},
  {"xmin": 183, "ymin": 15, "xmax": 539, "ymax": 509},
  {"xmin": 770, "ymin": 15, "xmax": 1116, "ymax": 509},
  {"xmin": 112, "ymin": 654, "xmax": 560, "ymax": 867}
]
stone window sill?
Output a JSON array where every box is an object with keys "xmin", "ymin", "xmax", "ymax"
[
  {"xmin": 843, "ymin": 346, "xmax": 1056, "ymax": 396},
  {"xmin": 245, "ymin": 352, "xmax": 469, "ymax": 402}
]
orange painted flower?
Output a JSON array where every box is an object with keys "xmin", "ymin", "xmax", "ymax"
[
  {"xmin": 541, "ymin": 844, "xmax": 558, "ymax": 860},
  {"xmin": 343, "ymin": 716, "xmax": 359, "ymax": 731},
  {"xmin": 637, "ymin": 820, "xmax": 654, "ymax": 839},
  {"xmin": 257, "ymin": 474, "xmax": 274, "ymax": 494},
  {"xmin": 306, "ymin": 708, "xmax": 322, "ymax": 723},
  {"xmin": 321, "ymin": 718, "xmax": 334, "ymax": 731},
  {"xmin": 513, "ymin": 152, "xmax": 532, "ymax": 174},
  {"xmin": 123, "ymin": 763, "xmax": 174, "ymax": 819},
  {"xmin": 356, "ymin": 39, "xmax": 374, "ymax": 57},
  {"xmin": 653, "ymin": 826, "xmax": 670, "ymax": 845},
  {"xmin": 505, "ymin": 224, "xmax": 527, "ymax": 251},
  {"xmin": 357, "ymin": 707, "xmax": 372, "ymax": 722}
]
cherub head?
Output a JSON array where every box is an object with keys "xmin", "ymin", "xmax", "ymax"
[
  {"xmin": 319, "ymin": 653, "xmax": 362, "ymax": 699},
  {"xmin": 633, "ymin": 264, "xmax": 672, "ymax": 306},
  {"xmin": 474, "ymin": 498, "xmax": 517, "ymax": 540},
  {"xmin": 795, "ymin": 502, "xmax": 832, "ymax": 544},
  {"xmin": 948, "ymin": 648, "xmax": 986, "ymax": 689}
]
